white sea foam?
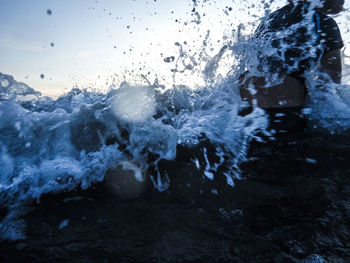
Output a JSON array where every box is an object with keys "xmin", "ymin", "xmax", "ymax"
[{"xmin": 110, "ymin": 83, "xmax": 156, "ymax": 123}]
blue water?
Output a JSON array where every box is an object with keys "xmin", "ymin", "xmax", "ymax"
[
  {"xmin": 0, "ymin": 71, "xmax": 271, "ymax": 239},
  {"xmin": 1, "ymin": 3, "xmax": 350, "ymax": 241}
]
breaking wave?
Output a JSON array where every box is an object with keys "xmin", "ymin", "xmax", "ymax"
[{"xmin": 0, "ymin": 0, "xmax": 350, "ymax": 240}]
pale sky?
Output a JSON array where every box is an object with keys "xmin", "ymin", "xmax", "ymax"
[{"xmin": 0, "ymin": 0, "xmax": 349, "ymax": 98}]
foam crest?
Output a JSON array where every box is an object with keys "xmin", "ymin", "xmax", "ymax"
[{"xmin": 110, "ymin": 83, "xmax": 156, "ymax": 123}]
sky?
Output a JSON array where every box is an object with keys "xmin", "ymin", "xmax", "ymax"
[{"xmin": 0, "ymin": 0, "xmax": 349, "ymax": 98}]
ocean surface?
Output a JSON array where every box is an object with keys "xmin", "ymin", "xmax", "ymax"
[{"xmin": 1, "ymin": 2, "xmax": 350, "ymax": 262}]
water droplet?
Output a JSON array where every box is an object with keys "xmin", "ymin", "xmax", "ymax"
[{"xmin": 163, "ymin": 56, "xmax": 175, "ymax": 63}]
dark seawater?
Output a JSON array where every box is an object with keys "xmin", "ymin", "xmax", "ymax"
[
  {"xmin": 1, "ymin": 126, "xmax": 350, "ymax": 262},
  {"xmin": 1, "ymin": 70, "xmax": 350, "ymax": 261}
]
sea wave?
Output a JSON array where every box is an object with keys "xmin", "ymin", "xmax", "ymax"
[{"xmin": 1, "ymin": 3, "xmax": 350, "ymax": 240}]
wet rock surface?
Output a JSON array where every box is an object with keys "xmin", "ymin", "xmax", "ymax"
[{"xmin": 1, "ymin": 128, "xmax": 350, "ymax": 262}]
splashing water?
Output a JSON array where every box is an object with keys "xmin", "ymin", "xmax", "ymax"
[
  {"xmin": 0, "ymin": 68, "xmax": 269, "ymax": 239},
  {"xmin": 1, "ymin": 0, "xmax": 350, "ymax": 240}
]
